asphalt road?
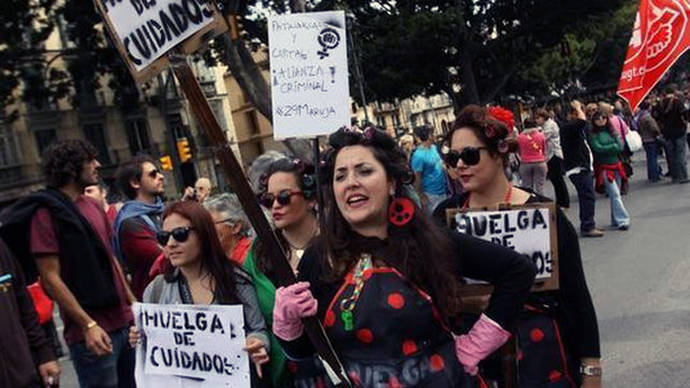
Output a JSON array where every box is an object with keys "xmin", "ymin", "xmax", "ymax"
[
  {"xmin": 54, "ymin": 153, "xmax": 690, "ymax": 387},
  {"xmin": 566, "ymin": 156, "xmax": 690, "ymax": 387}
]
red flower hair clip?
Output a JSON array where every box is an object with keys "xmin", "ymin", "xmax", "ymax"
[{"xmin": 487, "ymin": 106, "xmax": 515, "ymax": 136}]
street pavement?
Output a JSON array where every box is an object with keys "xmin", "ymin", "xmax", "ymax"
[
  {"xmin": 562, "ymin": 155, "xmax": 690, "ymax": 387},
  {"xmin": 53, "ymin": 154, "xmax": 690, "ymax": 387}
]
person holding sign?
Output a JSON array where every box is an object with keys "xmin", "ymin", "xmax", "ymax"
[
  {"xmin": 128, "ymin": 201, "xmax": 271, "ymax": 383},
  {"xmin": 433, "ymin": 105, "xmax": 601, "ymax": 387},
  {"xmin": 273, "ymin": 127, "xmax": 535, "ymax": 387},
  {"xmin": 244, "ymin": 158, "xmax": 320, "ymax": 387}
]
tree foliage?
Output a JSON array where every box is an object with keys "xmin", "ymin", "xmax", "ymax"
[
  {"xmin": 345, "ymin": 0, "xmax": 629, "ymax": 105},
  {"xmin": 1, "ymin": 0, "xmax": 638, "ymax": 124}
]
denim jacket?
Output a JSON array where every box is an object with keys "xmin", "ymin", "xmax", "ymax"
[{"xmin": 143, "ymin": 267, "xmax": 270, "ymax": 350}]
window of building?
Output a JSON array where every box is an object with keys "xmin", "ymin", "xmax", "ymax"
[
  {"xmin": 0, "ymin": 128, "xmax": 21, "ymax": 166},
  {"xmin": 168, "ymin": 114, "xmax": 186, "ymax": 139},
  {"xmin": 210, "ymin": 100, "xmax": 228, "ymax": 131},
  {"xmin": 56, "ymin": 14, "xmax": 76, "ymax": 49},
  {"xmin": 125, "ymin": 118, "xmax": 152, "ymax": 155},
  {"xmin": 248, "ymin": 110, "xmax": 260, "ymax": 135},
  {"xmin": 83, "ymin": 123, "xmax": 111, "ymax": 165},
  {"xmin": 34, "ymin": 128, "xmax": 57, "ymax": 156}
]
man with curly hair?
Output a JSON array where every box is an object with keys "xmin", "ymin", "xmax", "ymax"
[{"xmin": 0, "ymin": 139, "xmax": 136, "ymax": 388}]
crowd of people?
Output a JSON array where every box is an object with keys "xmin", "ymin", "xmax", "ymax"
[{"xmin": 0, "ymin": 84, "xmax": 688, "ymax": 388}]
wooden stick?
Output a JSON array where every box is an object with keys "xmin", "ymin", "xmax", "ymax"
[{"xmin": 167, "ymin": 52, "xmax": 351, "ymax": 387}]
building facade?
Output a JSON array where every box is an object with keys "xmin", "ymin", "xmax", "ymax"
[{"xmin": 0, "ymin": 20, "xmax": 241, "ymax": 207}]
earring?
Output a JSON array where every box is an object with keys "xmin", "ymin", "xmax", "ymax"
[{"xmin": 388, "ymin": 197, "xmax": 415, "ymax": 227}]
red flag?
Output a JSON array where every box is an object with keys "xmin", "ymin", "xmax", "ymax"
[{"xmin": 617, "ymin": 0, "xmax": 690, "ymax": 111}]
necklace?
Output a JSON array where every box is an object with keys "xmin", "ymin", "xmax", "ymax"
[
  {"xmin": 339, "ymin": 253, "xmax": 373, "ymax": 332},
  {"xmin": 463, "ymin": 184, "xmax": 513, "ymax": 210},
  {"xmin": 284, "ymin": 219, "xmax": 318, "ymax": 251}
]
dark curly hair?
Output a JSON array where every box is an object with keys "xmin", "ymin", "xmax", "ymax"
[
  {"xmin": 41, "ymin": 139, "xmax": 98, "ymax": 188},
  {"xmin": 447, "ymin": 105, "xmax": 518, "ymax": 164},
  {"xmin": 253, "ymin": 158, "xmax": 317, "ymax": 279},
  {"xmin": 320, "ymin": 127, "xmax": 463, "ymax": 320},
  {"xmin": 257, "ymin": 158, "xmax": 317, "ymax": 199}
]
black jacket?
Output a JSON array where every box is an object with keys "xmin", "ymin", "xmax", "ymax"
[
  {"xmin": 560, "ymin": 119, "xmax": 592, "ymax": 172},
  {"xmin": 0, "ymin": 188, "xmax": 118, "ymax": 309},
  {"xmin": 660, "ymin": 97, "xmax": 687, "ymax": 139},
  {"xmin": 0, "ymin": 238, "xmax": 55, "ymax": 388}
]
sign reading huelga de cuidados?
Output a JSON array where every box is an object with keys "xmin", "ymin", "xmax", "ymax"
[
  {"xmin": 133, "ymin": 303, "xmax": 250, "ymax": 387},
  {"xmin": 101, "ymin": 0, "xmax": 214, "ymax": 70}
]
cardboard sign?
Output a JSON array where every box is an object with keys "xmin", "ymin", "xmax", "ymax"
[
  {"xmin": 268, "ymin": 11, "xmax": 350, "ymax": 140},
  {"xmin": 133, "ymin": 303, "xmax": 250, "ymax": 387},
  {"xmin": 446, "ymin": 203, "xmax": 559, "ymax": 295},
  {"xmin": 95, "ymin": 0, "xmax": 227, "ymax": 83}
]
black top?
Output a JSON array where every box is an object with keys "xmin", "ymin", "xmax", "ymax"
[
  {"xmin": 660, "ymin": 96, "xmax": 687, "ymax": 139},
  {"xmin": 560, "ymin": 119, "xmax": 592, "ymax": 172},
  {"xmin": 0, "ymin": 238, "xmax": 55, "ymax": 388},
  {"xmin": 280, "ymin": 231, "xmax": 536, "ymax": 358},
  {"xmin": 433, "ymin": 192, "xmax": 601, "ymax": 359},
  {"xmin": 0, "ymin": 188, "xmax": 118, "ymax": 309}
]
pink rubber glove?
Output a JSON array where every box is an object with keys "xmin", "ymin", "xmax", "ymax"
[
  {"xmin": 455, "ymin": 314, "xmax": 512, "ymax": 375},
  {"xmin": 273, "ymin": 282, "xmax": 318, "ymax": 341}
]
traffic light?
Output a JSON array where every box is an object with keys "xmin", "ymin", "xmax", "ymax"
[
  {"xmin": 159, "ymin": 155, "xmax": 173, "ymax": 171},
  {"xmin": 176, "ymin": 138, "xmax": 192, "ymax": 163}
]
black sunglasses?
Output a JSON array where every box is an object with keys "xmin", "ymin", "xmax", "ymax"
[
  {"xmin": 259, "ymin": 190, "xmax": 304, "ymax": 208},
  {"xmin": 444, "ymin": 147, "xmax": 488, "ymax": 167},
  {"xmin": 156, "ymin": 227, "xmax": 194, "ymax": 245},
  {"xmin": 147, "ymin": 168, "xmax": 161, "ymax": 178}
]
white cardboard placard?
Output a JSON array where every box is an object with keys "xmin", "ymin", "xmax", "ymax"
[
  {"xmin": 101, "ymin": 0, "xmax": 215, "ymax": 71},
  {"xmin": 268, "ymin": 11, "xmax": 350, "ymax": 139},
  {"xmin": 450, "ymin": 207, "xmax": 555, "ymax": 282},
  {"xmin": 133, "ymin": 303, "xmax": 250, "ymax": 387}
]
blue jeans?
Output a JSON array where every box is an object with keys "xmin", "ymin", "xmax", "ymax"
[
  {"xmin": 666, "ymin": 134, "xmax": 688, "ymax": 181},
  {"xmin": 643, "ymin": 142, "xmax": 660, "ymax": 181},
  {"xmin": 602, "ymin": 171, "xmax": 630, "ymax": 227},
  {"xmin": 568, "ymin": 170, "xmax": 596, "ymax": 232},
  {"xmin": 69, "ymin": 328, "xmax": 135, "ymax": 388}
]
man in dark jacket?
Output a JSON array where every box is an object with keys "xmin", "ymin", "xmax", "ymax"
[
  {"xmin": 560, "ymin": 101, "xmax": 604, "ymax": 238},
  {"xmin": 0, "ymin": 237, "xmax": 60, "ymax": 387},
  {"xmin": 0, "ymin": 140, "xmax": 136, "ymax": 388},
  {"xmin": 660, "ymin": 88, "xmax": 689, "ymax": 183}
]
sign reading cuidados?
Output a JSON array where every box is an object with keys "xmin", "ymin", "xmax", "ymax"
[
  {"xmin": 95, "ymin": 0, "xmax": 227, "ymax": 82},
  {"xmin": 133, "ymin": 303, "xmax": 250, "ymax": 387},
  {"xmin": 447, "ymin": 203, "xmax": 560, "ymax": 294}
]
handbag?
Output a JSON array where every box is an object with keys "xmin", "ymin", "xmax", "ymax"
[
  {"xmin": 27, "ymin": 280, "xmax": 53, "ymax": 325},
  {"xmin": 625, "ymin": 130, "xmax": 643, "ymax": 153}
]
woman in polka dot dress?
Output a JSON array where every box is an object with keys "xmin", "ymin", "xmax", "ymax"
[
  {"xmin": 272, "ymin": 127, "xmax": 536, "ymax": 387},
  {"xmin": 433, "ymin": 105, "xmax": 602, "ymax": 388}
]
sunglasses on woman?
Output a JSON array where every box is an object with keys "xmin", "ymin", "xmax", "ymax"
[
  {"xmin": 156, "ymin": 227, "xmax": 194, "ymax": 245},
  {"xmin": 259, "ymin": 190, "xmax": 304, "ymax": 208},
  {"xmin": 444, "ymin": 146, "xmax": 488, "ymax": 167}
]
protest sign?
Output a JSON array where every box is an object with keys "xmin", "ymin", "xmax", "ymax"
[
  {"xmin": 268, "ymin": 11, "xmax": 350, "ymax": 140},
  {"xmin": 446, "ymin": 203, "xmax": 559, "ymax": 294},
  {"xmin": 95, "ymin": 0, "xmax": 227, "ymax": 83},
  {"xmin": 133, "ymin": 303, "xmax": 250, "ymax": 387}
]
